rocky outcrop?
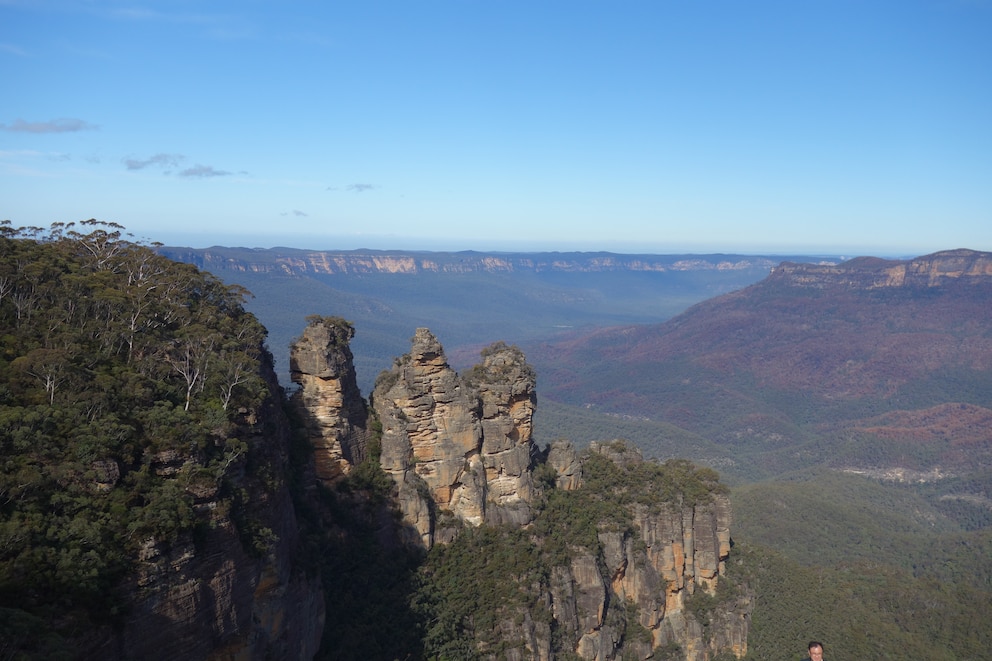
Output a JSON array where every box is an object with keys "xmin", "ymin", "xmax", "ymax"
[
  {"xmin": 546, "ymin": 439, "xmax": 583, "ymax": 490},
  {"xmin": 443, "ymin": 440, "xmax": 750, "ymax": 661},
  {"xmin": 542, "ymin": 441, "xmax": 746, "ymax": 661},
  {"xmin": 469, "ymin": 340, "xmax": 542, "ymax": 526},
  {"xmin": 290, "ymin": 316, "xmax": 369, "ymax": 481},
  {"xmin": 372, "ymin": 329, "xmax": 541, "ymax": 547},
  {"xmin": 771, "ymin": 249, "xmax": 992, "ymax": 289},
  {"xmin": 286, "ymin": 324, "xmax": 750, "ymax": 660}
]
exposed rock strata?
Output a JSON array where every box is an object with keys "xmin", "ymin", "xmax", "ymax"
[
  {"xmin": 290, "ymin": 316, "xmax": 369, "ymax": 481},
  {"xmin": 771, "ymin": 248, "xmax": 992, "ymax": 289},
  {"xmin": 464, "ymin": 442, "xmax": 748, "ymax": 661},
  {"xmin": 290, "ymin": 324, "xmax": 751, "ymax": 660},
  {"xmin": 372, "ymin": 329, "xmax": 541, "ymax": 546},
  {"xmin": 160, "ymin": 247, "xmax": 788, "ymax": 277},
  {"xmin": 547, "ymin": 438, "xmax": 583, "ymax": 491}
]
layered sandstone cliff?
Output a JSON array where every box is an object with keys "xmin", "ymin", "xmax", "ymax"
[
  {"xmin": 159, "ymin": 246, "xmax": 786, "ymax": 277},
  {"xmin": 540, "ymin": 441, "xmax": 746, "ymax": 661},
  {"xmin": 290, "ymin": 315, "xmax": 369, "ymax": 481},
  {"xmin": 770, "ymin": 248, "xmax": 992, "ymax": 289},
  {"xmin": 293, "ymin": 325, "xmax": 751, "ymax": 660},
  {"xmin": 371, "ymin": 328, "xmax": 541, "ymax": 547}
]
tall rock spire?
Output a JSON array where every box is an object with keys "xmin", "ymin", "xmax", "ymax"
[
  {"xmin": 372, "ymin": 329, "xmax": 542, "ymax": 547},
  {"xmin": 290, "ymin": 316, "xmax": 369, "ymax": 481}
]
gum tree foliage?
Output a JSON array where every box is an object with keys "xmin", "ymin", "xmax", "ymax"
[{"xmin": 0, "ymin": 220, "xmax": 270, "ymax": 642}]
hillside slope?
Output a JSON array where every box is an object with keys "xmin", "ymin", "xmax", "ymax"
[
  {"xmin": 0, "ymin": 223, "xmax": 324, "ymax": 659},
  {"xmin": 528, "ymin": 249, "xmax": 992, "ymax": 480}
]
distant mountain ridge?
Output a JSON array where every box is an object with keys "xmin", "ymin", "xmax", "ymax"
[
  {"xmin": 158, "ymin": 246, "xmax": 836, "ymax": 396},
  {"xmin": 528, "ymin": 249, "xmax": 992, "ymax": 480},
  {"xmin": 158, "ymin": 245, "xmax": 825, "ymax": 276},
  {"xmin": 770, "ymin": 248, "xmax": 992, "ymax": 289}
]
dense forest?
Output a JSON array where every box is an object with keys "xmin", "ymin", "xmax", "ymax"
[{"xmin": 0, "ymin": 221, "xmax": 271, "ymax": 655}]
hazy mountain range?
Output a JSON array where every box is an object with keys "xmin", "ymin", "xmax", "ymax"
[
  {"xmin": 160, "ymin": 246, "xmax": 992, "ymax": 484},
  {"xmin": 526, "ymin": 248, "xmax": 992, "ymax": 482},
  {"xmin": 157, "ymin": 246, "xmax": 838, "ymax": 394}
]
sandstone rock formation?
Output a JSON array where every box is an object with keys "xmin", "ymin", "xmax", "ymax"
[
  {"xmin": 161, "ymin": 246, "xmax": 785, "ymax": 277},
  {"xmin": 553, "ymin": 441, "xmax": 744, "ymax": 661},
  {"xmin": 290, "ymin": 315, "xmax": 369, "ymax": 481},
  {"xmin": 770, "ymin": 248, "xmax": 992, "ymax": 289},
  {"xmin": 372, "ymin": 329, "xmax": 541, "ymax": 547},
  {"xmin": 546, "ymin": 438, "xmax": 584, "ymax": 491},
  {"xmin": 285, "ymin": 324, "xmax": 751, "ymax": 660},
  {"xmin": 439, "ymin": 441, "xmax": 749, "ymax": 661}
]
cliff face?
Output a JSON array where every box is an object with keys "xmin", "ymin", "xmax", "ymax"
[
  {"xmin": 547, "ymin": 442, "xmax": 745, "ymax": 661},
  {"xmin": 88, "ymin": 357, "xmax": 325, "ymax": 661},
  {"xmin": 371, "ymin": 328, "xmax": 541, "ymax": 546},
  {"xmin": 0, "ymin": 231, "xmax": 327, "ymax": 661},
  {"xmin": 771, "ymin": 248, "xmax": 992, "ymax": 289},
  {"xmin": 289, "ymin": 316, "xmax": 369, "ymax": 481},
  {"xmin": 292, "ymin": 324, "xmax": 750, "ymax": 660},
  {"xmin": 159, "ymin": 247, "xmax": 787, "ymax": 276}
]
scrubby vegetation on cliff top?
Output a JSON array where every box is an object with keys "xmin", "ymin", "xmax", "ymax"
[
  {"xmin": 0, "ymin": 221, "xmax": 271, "ymax": 651},
  {"xmin": 415, "ymin": 441, "xmax": 740, "ymax": 660}
]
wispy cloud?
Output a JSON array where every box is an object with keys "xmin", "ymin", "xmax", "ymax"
[
  {"xmin": 346, "ymin": 183, "xmax": 377, "ymax": 193},
  {"xmin": 0, "ymin": 149, "xmax": 45, "ymax": 158},
  {"xmin": 109, "ymin": 7, "xmax": 213, "ymax": 24},
  {"xmin": 123, "ymin": 154, "xmax": 238, "ymax": 178},
  {"xmin": 106, "ymin": 7, "xmax": 253, "ymax": 40},
  {"xmin": 123, "ymin": 153, "xmax": 184, "ymax": 170},
  {"xmin": 0, "ymin": 42, "xmax": 28, "ymax": 57},
  {"xmin": 0, "ymin": 149, "xmax": 76, "ymax": 177},
  {"xmin": 179, "ymin": 164, "xmax": 232, "ymax": 178},
  {"xmin": 1, "ymin": 118, "xmax": 98, "ymax": 133},
  {"xmin": 281, "ymin": 210, "xmax": 309, "ymax": 217}
]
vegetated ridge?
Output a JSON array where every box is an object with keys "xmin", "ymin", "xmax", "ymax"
[
  {"xmin": 529, "ymin": 249, "xmax": 992, "ymax": 481},
  {"xmin": 526, "ymin": 248, "xmax": 992, "ymax": 660},
  {"xmin": 0, "ymin": 221, "xmax": 324, "ymax": 659}
]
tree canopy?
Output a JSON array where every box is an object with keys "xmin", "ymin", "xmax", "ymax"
[{"xmin": 0, "ymin": 221, "xmax": 270, "ymax": 644}]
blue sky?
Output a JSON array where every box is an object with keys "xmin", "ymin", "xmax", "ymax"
[{"xmin": 2, "ymin": 0, "xmax": 990, "ymax": 255}]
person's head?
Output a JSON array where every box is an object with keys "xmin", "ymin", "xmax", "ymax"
[{"xmin": 808, "ymin": 641, "xmax": 824, "ymax": 659}]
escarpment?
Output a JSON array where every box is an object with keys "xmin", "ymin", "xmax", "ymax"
[
  {"xmin": 107, "ymin": 360, "xmax": 326, "ymax": 661},
  {"xmin": 0, "ymin": 229, "xmax": 325, "ymax": 661},
  {"xmin": 291, "ymin": 323, "xmax": 750, "ymax": 660},
  {"xmin": 770, "ymin": 248, "xmax": 992, "ymax": 289}
]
